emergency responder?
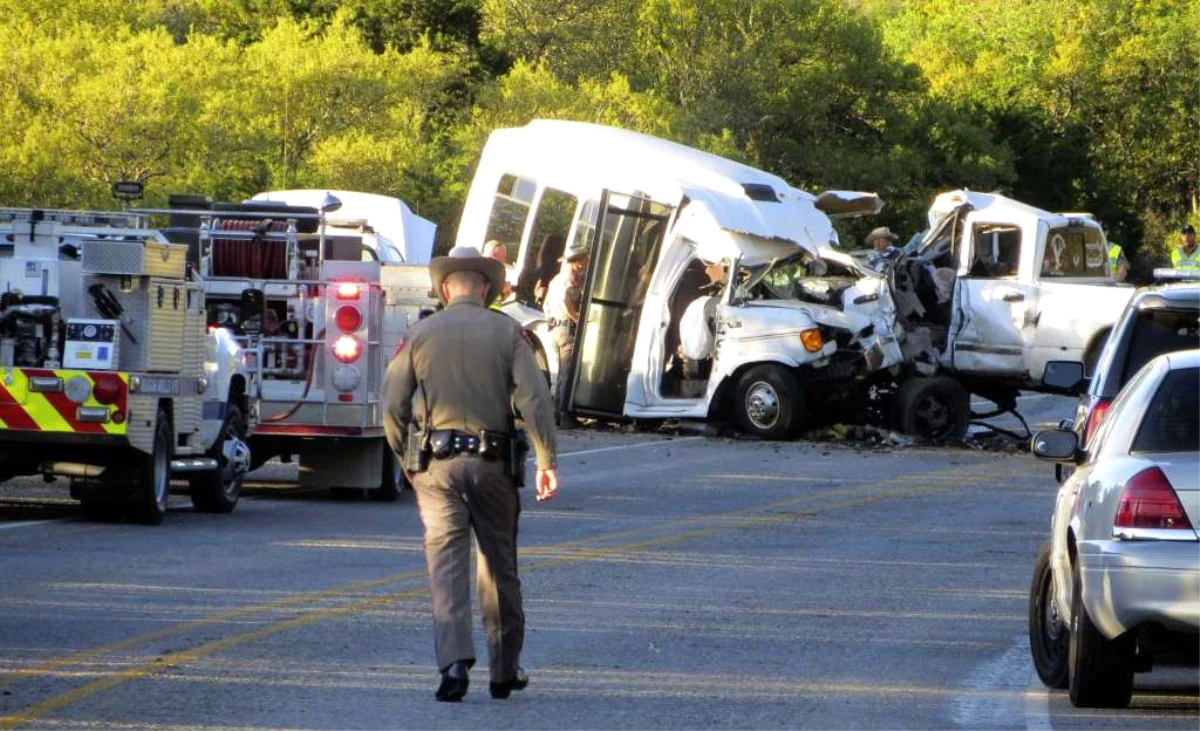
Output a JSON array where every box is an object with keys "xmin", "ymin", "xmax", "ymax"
[
  {"xmin": 865, "ymin": 226, "xmax": 901, "ymax": 272},
  {"xmin": 481, "ymin": 240, "xmax": 514, "ymax": 306},
  {"xmin": 1172, "ymin": 225, "xmax": 1199, "ymax": 270},
  {"xmin": 1108, "ymin": 242, "xmax": 1128, "ymax": 282},
  {"xmin": 383, "ymin": 246, "xmax": 559, "ymax": 702},
  {"xmin": 542, "ymin": 241, "xmax": 589, "ymax": 421}
]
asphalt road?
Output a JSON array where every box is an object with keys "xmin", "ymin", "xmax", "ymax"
[{"xmin": 0, "ymin": 400, "xmax": 1196, "ymax": 730}]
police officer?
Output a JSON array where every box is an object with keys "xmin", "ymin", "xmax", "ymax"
[
  {"xmin": 383, "ymin": 246, "xmax": 559, "ymax": 702},
  {"xmin": 1172, "ymin": 225, "xmax": 1199, "ymax": 270},
  {"xmin": 542, "ymin": 241, "xmax": 589, "ymax": 419}
]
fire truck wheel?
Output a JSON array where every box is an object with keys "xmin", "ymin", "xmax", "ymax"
[
  {"xmin": 134, "ymin": 409, "xmax": 172, "ymax": 525},
  {"xmin": 369, "ymin": 448, "xmax": 403, "ymax": 502},
  {"xmin": 733, "ymin": 364, "xmax": 804, "ymax": 439},
  {"xmin": 190, "ymin": 405, "xmax": 247, "ymax": 514}
]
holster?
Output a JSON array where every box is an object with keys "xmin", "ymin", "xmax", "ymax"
[
  {"xmin": 401, "ymin": 427, "xmax": 430, "ymax": 473},
  {"xmin": 506, "ymin": 430, "xmax": 530, "ymax": 488}
]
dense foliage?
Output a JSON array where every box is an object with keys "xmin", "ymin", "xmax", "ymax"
[{"xmin": 0, "ymin": 0, "xmax": 1195, "ymax": 269}]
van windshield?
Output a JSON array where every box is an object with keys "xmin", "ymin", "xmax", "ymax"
[{"xmin": 737, "ymin": 252, "xmax": 817, "ymax": 301}]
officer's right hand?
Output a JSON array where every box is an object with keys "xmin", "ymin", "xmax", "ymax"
[{"xmin": 535, "ymin": 468, "xmax": 558, "ymax": 502}]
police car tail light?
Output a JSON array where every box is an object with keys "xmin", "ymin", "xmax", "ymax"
[
  {"xmin": 335, "ymin": 305, "xmax": 362, "ymax": 332},
  {"xmin": 333, "ymin": 335, "xmax": 361, "ymax": 363},
  {"xmin": 1113, "ymin": 467, "xmax": 1194, "ymax": 535}
]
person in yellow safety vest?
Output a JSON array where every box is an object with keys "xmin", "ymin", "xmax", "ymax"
[
  {"xmin": 1108, "ymin": 242, "xmax": 1128, "ymax": 282},
  {"xmin": 1171, "ymin": 225, "xmax": 1200, "ymax": 270},
  {"xmin": 481, "ymin": 240, "xmax": 514, "ymax": 309}
]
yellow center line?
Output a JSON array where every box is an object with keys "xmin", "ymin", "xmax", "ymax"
[{"xmin": 0, "ymin": 459, "xmax": 1039, "ymax": 728}]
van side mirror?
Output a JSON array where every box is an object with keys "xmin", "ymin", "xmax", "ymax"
[
  {"xmin": 1031, "ymin": 429, "xmax": 1080, "ymax": 463},
  {"xmin": 1042, "ymin": 361, "xmax": 1087, "ymax": 395}
]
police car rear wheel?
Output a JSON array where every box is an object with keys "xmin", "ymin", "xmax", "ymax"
[{"xmin": 734, "ymin": 365, "xmax": 803, "ymax": 439}]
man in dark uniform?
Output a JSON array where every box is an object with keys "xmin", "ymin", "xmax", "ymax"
[{"xmin": 383, "ymin": 246, "xmax": 559, "ymax": 702}]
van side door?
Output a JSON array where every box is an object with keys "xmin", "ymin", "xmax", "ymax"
[{"xmin": 564, "ymin": 190, "xmax": 672, "ymax": 417}]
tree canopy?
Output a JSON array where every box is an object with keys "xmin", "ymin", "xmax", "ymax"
[{"xmin": 0, "ymin": 0, "xmax": 1195, "ymax": 267}]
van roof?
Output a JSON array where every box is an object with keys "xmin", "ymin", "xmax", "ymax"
[{"xmin": 469, "ymin": 120, "xmax": 833, "ymax": 260}]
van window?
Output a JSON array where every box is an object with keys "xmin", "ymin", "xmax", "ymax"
[
  {"xmin": 969, "ymin": 224, "xmax": 1020, "ymax": 277},
  {"xmin": 483, "ymin": 173, "xmax": 535, "ymax": 255},
  {"xmin": 1040, "ymin": 226, "xmax": 1108, "ymax": 278},
  {"xmin": 525, "ymin": 187, "xmax": 579, "ymax": 275}
]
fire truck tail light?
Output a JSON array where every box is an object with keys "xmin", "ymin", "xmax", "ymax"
[
  {"xmin": 332, "ymin": 335, "xmax": 361, "ymax": 363},
  {"xmin": 335, "ymin": 282, "xmax": 362, "ymax": 300},
  {"xmin": 92, "ymin": 376, "xmax": 123, "ymax": 405},
  {"xmin": 335, "ymin": 305, "xmax": 363, "ymax": 332}
]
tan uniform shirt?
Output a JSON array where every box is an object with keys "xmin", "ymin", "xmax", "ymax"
[
  {"xmin": 383, "ymin": 295, "xmax": 558, "ymax": 469},
  {"xmin": 543, "ymin": 266, "xmax": 582, "ymax": 326}
]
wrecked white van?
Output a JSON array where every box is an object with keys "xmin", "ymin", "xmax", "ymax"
[
  {"xmin": 879, "ymin": 189, "xmax": 1135, "ymax": 439},
  {"xmin": 456, "ymin": 119, "xmax": 903, "ymax": 437}
]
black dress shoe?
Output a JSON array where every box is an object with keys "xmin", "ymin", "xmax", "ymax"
[
  {"xmin": 436, "ymin": 661, "xmax": 470, "ymax": 702},
  {"xmin": 489, "ymin": 667, "xmax": 529, "ymax": 699}
]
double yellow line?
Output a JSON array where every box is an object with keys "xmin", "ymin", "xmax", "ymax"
[{"xmin": 0, "ymin": 458, "xmax": 1037, "ymax": 728}]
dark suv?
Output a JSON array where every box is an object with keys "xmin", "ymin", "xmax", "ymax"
[{"xmin": 1045, "ymin": 282, "xmax": 1200, "ymax": 479}]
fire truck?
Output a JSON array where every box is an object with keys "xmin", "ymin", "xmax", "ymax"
[
  {"xmin": 144, "ymin": 191, "xmax": 438, "ymax": 501},
  {"xmin": 0, "ymin": 208, "xmax": 254, "ymax": 524}
]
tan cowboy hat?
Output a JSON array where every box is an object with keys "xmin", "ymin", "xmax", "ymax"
[
  {"xmin": 559, "ymin": 240, "xmax": 591, "ymax": 263},
  {"xmin": 865, "ymin": 226, "xmax": 899, "ymax": 244},
  {"xmin": 429, "ymin": 246, "xmax": 505, "ymax": 305}
]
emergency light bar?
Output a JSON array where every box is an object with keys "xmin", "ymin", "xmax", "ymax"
[
  {"xmin": 0, "ymin": 208, "xmax": 143, "ymax": 228},
  {"xmin": 1152, "ymin": 267, "xmax": 1200, "ymax": 282}
]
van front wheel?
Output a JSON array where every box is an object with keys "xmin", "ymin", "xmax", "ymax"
[{"xmin": 733, "ymin": 365, "xmax": 803, "ymax": 439}]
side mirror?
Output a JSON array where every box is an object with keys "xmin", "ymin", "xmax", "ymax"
[
  {"xmin": 1031, "ymin": 429, "xmax": 1080, "ymax": 463},
  {"xmin": 1042, "ymin": 360, "xmax": 1087, "ymax": 395}
]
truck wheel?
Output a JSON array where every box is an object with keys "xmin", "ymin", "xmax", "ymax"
[
  {"xmin": 1029, "ymin": 542, "xmax": 1069, "ymax": 689},
  {"xmin": 891, "ymin": 376, "xmax": 969, "ymax": 443},
  {"xmin": 134, "ymin": 408, "xmax": 172, "ymax": 525},
  {"xmin": 1068, "ymin": 563, "xmax": 1135, "ymax": 707},
  {"xmin": 369, "ymin": 447, "xmax": 402, "ymax": 502},
  {"xmin": 733, "ymin": 365, "xmax": 803, "ymax": 439},
  {"xmin": 189, "ymin": 405, "xmax": 249, "ymax": 514}
]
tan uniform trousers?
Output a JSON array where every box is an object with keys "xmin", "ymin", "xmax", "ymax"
[{"xmin": 412, "ymin": 453, "xmax": 524, "ymax": 682}]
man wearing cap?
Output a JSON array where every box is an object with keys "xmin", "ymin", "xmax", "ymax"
[
  {"xmin": 1171, "ymin": 225, "xmax": 1199, "ymax": 270},
  {"xmin": 865, "ymin": 226, "xmax": 901, "ymax": 273},
  {"xmin": 542, "ymin": 241, "xmax": 590, "ymax": 419},
  {"xmin": 383, "ymin": 246, "xmax": 559, "ymax": 702}
]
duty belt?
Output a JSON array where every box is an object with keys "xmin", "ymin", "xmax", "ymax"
[
  {"xmin": 548, "ymin": 318, "xmax": 577, "ymax": 332},
  {"xmin": 428, "ymin": 429, "xmax": 509, "ymax": 461}
]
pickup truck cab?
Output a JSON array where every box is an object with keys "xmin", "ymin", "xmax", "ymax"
[{"xmin": 891, "ymin": 190, "xmax": 1134, "ymax": 388}]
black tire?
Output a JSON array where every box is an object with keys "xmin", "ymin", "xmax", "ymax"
[
  {"xmin": 1029, "ymin": 542, "xmax": 1069, "ymax": 689},
  {"xmin": 891, "ymin": 375, "xmax": 970, "ymax": 443},
  {"xmin": 1068, "ymin": 563, "xmax": 1135, "ymax": 708},
  {"xmin": 133, "ymin": 408, "xmax": 172, "ymax": 525},
  {"xmin": 189, "ymin": 405, "xmax": 247, "ymax": 514},
  {"xmin": 733, "ymin": 364, "xmax": 804, "ymax": 439},
  {"xmin": 369, "ymin": 446, "xmax": 402, "ymax": 502}
]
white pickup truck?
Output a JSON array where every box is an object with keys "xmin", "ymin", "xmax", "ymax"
[{"xmin": 881, "ymin": 190, "xmax": 1135, "ymax": 440}]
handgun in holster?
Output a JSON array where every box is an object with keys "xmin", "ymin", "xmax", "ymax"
[{"xmin": 402, "ymin": 426, "xmax": 430, "ymax": 473}]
